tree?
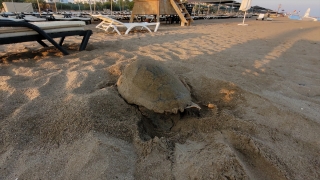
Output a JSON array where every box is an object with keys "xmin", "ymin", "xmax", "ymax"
[
  {"xmin": 126, "ymin": 0, "xmax": 134, "ymax": 10},
  {"xmin": 0, "ymin": 0, "xmax": 135, "ymax": 12}
]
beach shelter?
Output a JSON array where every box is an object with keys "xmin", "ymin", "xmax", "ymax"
[
  {"xmin": 2, "ymin": 2, "xmax": 33, "ymax": 12},
  {"xmin": 238, "ymin": 0, "xmax": 251, "ymax": 26},
  {"xmin": 130, "ymin": 0, "xmax": 193, "ymax": 26}
]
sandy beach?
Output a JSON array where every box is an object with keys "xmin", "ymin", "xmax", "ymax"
[{"xmin": 1, "ymin": 17, "xmax": 320, "ymax": 179}]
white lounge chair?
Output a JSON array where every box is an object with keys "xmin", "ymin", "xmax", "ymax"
[
  {"xmin": 53, "ymin": 14, "xmax": 92, "ymax": 24},
  {"xmin": 256, "ymin": 13, "xmax": 273, "ymax": 21},
  {"xmin": 92, "ymin": 15, "xmax": 160, "ymax": 35},
  {"xmin": 256, "ymin": 14, "xmax": 265, "ymax": 20}
]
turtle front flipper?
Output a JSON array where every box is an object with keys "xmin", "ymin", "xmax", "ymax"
[{"xmin": 184, "ymin": 102, "xmax": 201, "ymax": 117}]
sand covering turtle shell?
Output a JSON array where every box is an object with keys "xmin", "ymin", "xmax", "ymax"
[{"xmin": 117, "ymin": 59, "xmax": 196, "ymax": 114}]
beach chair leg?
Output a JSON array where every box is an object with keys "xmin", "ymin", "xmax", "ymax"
[
  {"xmin": 37, "ymin": 39, "xmax": 48, "ymax": 47},
  {"xmin": 96, "ymin": 21, "xmax": 104, "ymax": 29},
  {"xmin": 105, "ymin": 25, "xmax": 112, "ymax": 32},
  {"xmin": 44, "ymin": 37, "xmax": 68, "ymax": 55},
  {"xmin": 143, "ymin": 26, "xmax": 152, "ymax": 33},
  {"xmin": 2, "ymin": 21, "xmax": 69, "ymax": 55},
  {"xmin": 79, "ymin": 30, "xmax": 92, "ymax": 51},
  {"xmin": 113, "ymin": 26, "xmax": 121, "ymax": 35},
  {"xmin": 125, "ymin": 27, "xmax": 135, "ymax": 35},
  {"xmin": 35, "ymin": 31, "xmax": 69, "ymax": 55},
  {"xmin": 154, "ymin": 23, "xmax": 160, "ymax": 32},
  {"xmin": 59, "ymin": 37, "xmax": 66, "ymax": 46},
  {"xmin": 53, "ymin": 44, "xmax": 69, "ymax": 55}
]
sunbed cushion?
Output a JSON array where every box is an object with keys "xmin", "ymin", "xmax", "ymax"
[
  {"xmin": 0, "ymin": 27, "xmax": 85, "ymax": 38},
  {"xmin": 32, "ymin": 21, "xmax": 86, "ymax": 29},
  {"xmin": 0, "ymin": 16, "xmax": 25, "ymax": 22},
  {"xmin": 0, "ymin": 21, "xmax": 86, "ymax": 34}
]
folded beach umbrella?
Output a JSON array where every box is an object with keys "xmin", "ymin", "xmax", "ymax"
[{"xmin": 238, "ymin": 0, "xmax": 252, "ymax": 26}]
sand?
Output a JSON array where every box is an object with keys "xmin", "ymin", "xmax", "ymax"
[{"xmin": 0, "ymin": 17, "xmax": 320, "ymax": 179}]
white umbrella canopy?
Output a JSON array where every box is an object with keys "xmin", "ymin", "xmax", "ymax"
[
  {"xmin": 238, "ymin": 0, "xmax": 252, "ymax": 25},
  {"xmin": 239, "ymin": 0, "xmax": 252, "ymax": 11}
]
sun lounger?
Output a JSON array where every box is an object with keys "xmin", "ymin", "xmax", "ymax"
[
  {"xmin": 23, "ymin": 15, "xmax": 47, "ymax": 22},
  {"xmin": 0, "ymin": 16, "xmax": 25, "ymax": 22},
  {"xmin": 256, "ymin": 13, "xmax": 273, "ymax": 21},
  {"xmin": 53, "ymin": 14, "xmax": 92, "ymax": 24},
  {"xmin": 256, "ymin": 14, "xmax": 265, "ymax": 20},
  {"xmin": 92, "ymin": 15, "xmax": 160, "ymax": 35},
  {"xmin": 0, "ymin": 21, "xmax": 92, "ymax": 55}
]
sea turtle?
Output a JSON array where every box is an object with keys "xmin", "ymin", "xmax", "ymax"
[{"xmin": 116, "ymin": 59, "xmax": 200, "ymax": 114}]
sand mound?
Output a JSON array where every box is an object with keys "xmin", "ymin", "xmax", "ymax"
[{"xmin": 2, "ymin": 75, "xmax": 318, "ymax": 179}]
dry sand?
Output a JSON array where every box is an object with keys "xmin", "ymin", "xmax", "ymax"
[{"xmin": 0, "ymin": 17, "xmax": 320, "ymax": 179}]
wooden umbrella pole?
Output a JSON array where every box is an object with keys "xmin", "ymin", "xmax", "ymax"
[
  {"xmin": 37, "ymin": 0, "xmax": 41, "ymax": 15},
  {"xmin": 55, "ymin": 0, "xmax": 58, "ymax": 13},
  {"xmin": 89, "ymin": 0, "xmax": 92, "ymax": 14},
  {"xmin": 242, "ymin": 10, "xmax": 247, "ymax": 24},
  {"xmin": 94, "ymin": 1, "xmax": 96, "ymax": 14}
]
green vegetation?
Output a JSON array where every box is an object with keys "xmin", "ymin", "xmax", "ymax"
[{"xmin": 0, "ymin": 0, "xmax": 135, "ymax": 12}]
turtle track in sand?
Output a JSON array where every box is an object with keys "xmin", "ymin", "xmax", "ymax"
[{"xmin": 133, "ymin": 76, "xmax": 294, "ymax": 179}]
